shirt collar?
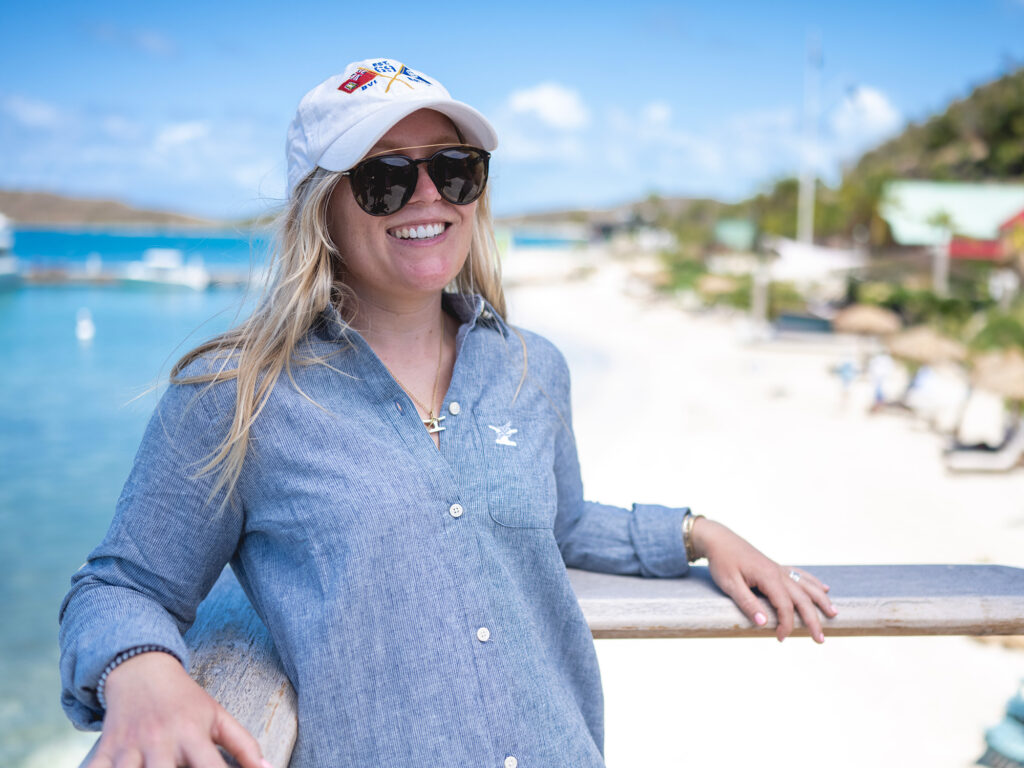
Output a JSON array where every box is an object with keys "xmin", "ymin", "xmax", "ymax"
[{"xmin": 312, "ymin": 292, "xmax": 509, "ymax": 342}]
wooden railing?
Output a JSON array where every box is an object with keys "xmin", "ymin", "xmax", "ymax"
[{"xmin": 81, "ymin": 564, "xmax": 1024, "ymax": 767}]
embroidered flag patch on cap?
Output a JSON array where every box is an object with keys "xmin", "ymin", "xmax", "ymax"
[
  {"xmin": 286, "ymin": 58, "xmax": 499, "ymax": 197},
  {"xmin": 339, "ymin": 68, "xmax": 377, "ymax": 93}
]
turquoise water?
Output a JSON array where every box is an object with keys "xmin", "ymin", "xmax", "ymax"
[
  {"xmin": 0, "ymin": 229, "xmax": 265, "ymax": 767},
  {"xmin": 13, "ymin": 227, "xmax": 270, "ymax": 271}
]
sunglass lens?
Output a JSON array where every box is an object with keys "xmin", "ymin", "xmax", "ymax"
[
  {"xmin": 351, "ymin": 156, "xmax": 416, "ymax": 215},
  {"xmin": 430, "ymin": 149, "xmax": 488, "ymax": 205}
]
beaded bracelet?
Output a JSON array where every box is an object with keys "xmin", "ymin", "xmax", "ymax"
[{"xmin": 96, "ymin": 644, "xmax": 178, "ymax": 710}]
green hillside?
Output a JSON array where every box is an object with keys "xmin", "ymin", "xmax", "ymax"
[
  {"xmin": 851, "ymin": 67, "xmax": 1024, "ymax": 182},
  {"xmin": 714, "ymin": 66, "xmax": 1024, "ymax": 245}
]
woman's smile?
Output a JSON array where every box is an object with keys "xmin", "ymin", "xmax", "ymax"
[{"xmin": 386, "ymin": 220, "xmax": 450, "ymax": 242}]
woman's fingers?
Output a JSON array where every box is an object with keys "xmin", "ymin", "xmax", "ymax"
[
  {"xmin": 140, "ymin": 752, "xmax": 177, "ymax": 768},
  {"xmin": 181, "ymin": 739, "xmax": 230, "ymax": 768},
  {"xmin": 715, "ymin": 576, "xmax": 770, "ymax": 628},
  {"xmin": 790, "ymin": 569, "xmax": 838, "ymax": 619},
  {"xmin": 783, "ymin": 577, "xmax": 826, "ymax": 643},
  {"xmin": 211, "ymin": 707, "xmax": 269, "ymax": 768},
  {"xmin": 110, "ymin": 749, "xmax": 144, "ymax": 768},
  {"xmin": 757, "ymin": 576, "xmax": 796, "ymax": 641}
]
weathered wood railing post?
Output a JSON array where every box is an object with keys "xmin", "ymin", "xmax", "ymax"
[{"xmin": 81, "ymin": 564, "xmax": 1024, "ymax": 768}]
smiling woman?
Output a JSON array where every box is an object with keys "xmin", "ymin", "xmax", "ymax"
[
  {"xmin": 327, "ymin": 112, "xmax": 484, "ymax": 305},
  {"xmin": 57, "ymin": 57, "xmax": 836, "ymax": 768}
]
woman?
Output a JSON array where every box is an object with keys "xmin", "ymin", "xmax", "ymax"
[{"xmin": 60, "ymin": 58, "xmax": 837, "ymax": 768}]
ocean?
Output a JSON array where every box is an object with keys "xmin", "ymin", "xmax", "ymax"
[{"xmin": 0, "ymin": 228, "xmax": 268, "ymax": 768}]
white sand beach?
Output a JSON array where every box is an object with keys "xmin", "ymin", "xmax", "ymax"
[{"xmin": 504, "ymin": 246, "xmax": 1024, "ymax": 768}]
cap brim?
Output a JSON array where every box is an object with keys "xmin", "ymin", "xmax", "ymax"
[{"xmin": 317, "ymin": 98, "xmax": 499, "ymax": 174}]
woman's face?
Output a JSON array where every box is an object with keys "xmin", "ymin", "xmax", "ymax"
[{"xmin": 327, "ymin": 109, "xmax": 478, "ymax": 308}]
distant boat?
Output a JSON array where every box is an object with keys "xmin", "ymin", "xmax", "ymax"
[
  {"xmin": 122, "ymin": 248, "xmax": 210, "ymax": 291},
  {"xmin": 76, "ymin": 307, "xmax": 95, "ymax": 342},
  {"xmin": 0, "ymin": 212, "xmax": 21, "ymax": 290}
]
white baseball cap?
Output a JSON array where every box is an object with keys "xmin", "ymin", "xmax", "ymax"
[{"xmin": 286, "ymin": 58, "xmax": 499, "ymax": 197}]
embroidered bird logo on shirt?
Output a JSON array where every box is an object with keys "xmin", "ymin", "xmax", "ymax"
[{"xmin": 488, "ymin": 422, "xmax": 518, "ymax": 446}]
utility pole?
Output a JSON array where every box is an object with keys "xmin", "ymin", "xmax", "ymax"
[{"xmin": 797, "ymin": 32, "xmax": 821, "ymax": 245}]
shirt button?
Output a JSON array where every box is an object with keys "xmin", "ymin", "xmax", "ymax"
[
  {"xmin": 504, "ymin": 757, "xmax": 518, "ymax": 768},
  {"xmin": 476, "ymin": 626, "xmax": 491, "ymax": 642},
  {"xmin": 448, "ymin": 401, "xmax": 461, "ymax": 415},
  {"xmin": 449, "ymin": 503, "xmax": 464, "ymax": 518}
]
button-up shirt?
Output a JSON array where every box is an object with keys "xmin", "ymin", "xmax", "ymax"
[{"xmin": 59, "ymin": 294, "xmax": 691, "ymax": 767}]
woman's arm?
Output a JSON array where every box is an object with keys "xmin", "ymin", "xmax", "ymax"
[
  {"xmin": 59, "ymin": 375, "xmax": 268, "ymax": 766},
  {"xmin": 548, "ymin": 350, "xmax": 837, "ymax": 640}
]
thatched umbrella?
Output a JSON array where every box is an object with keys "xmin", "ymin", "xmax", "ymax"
[
  {"xmin": 696, "ymin": 274, "xmax": 738, "ymax": 297},
  {"xmin": 887, "ymin": 326, "xmax": 967, "ymax": 366},
  {"xmin": 832, "ymin": 304, "xmax": 903, "ymax": 336},
  {"xmin": 971, "ymin": 348, "xmax": 1024, "ymax": 401}
]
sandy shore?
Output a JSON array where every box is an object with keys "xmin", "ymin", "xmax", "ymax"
[{"xmin": 504, "ymin": 246, "xmax": 1024, "ymax": 768}]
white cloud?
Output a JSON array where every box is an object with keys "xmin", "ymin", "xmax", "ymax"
[
  {"xmin": 641, "ymin": 101, "xmax": 672, "ymax": 128},
  {"xmin": 507, "ymin": 83, "xmax": 589, "ymax": 131},
  {"xmin": 3, "ymin": 95, "xmax": 62, "ymax": 128},
  {"xmin": 134, "ymin": 31, "xmax": 176, "ymax": 57},
  {"xmin": 830, "ymin": 85, "xmax": 902, "ymax": 148},
  {"xmin": 89, "ymin": 23, "xmax": 176, "ymax": 57},
  {"xmin": 0, "ymin": 99, "xmax": 280, "ymax": 217},
  {"xmin": 154, "ymin": 121, "xmax": 210, "ymax": 153}
]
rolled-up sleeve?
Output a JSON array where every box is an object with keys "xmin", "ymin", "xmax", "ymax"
[
  {"xmin": 58, "ymin": 374, "xmax": 243, "ymax": 729},
  {"xmin": 549, "ymin": 351, "xmax": 690, "ymax": 578}
]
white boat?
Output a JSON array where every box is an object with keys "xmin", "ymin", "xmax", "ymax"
[
  {"xmin": 0, "ymin": 212, "xmax": 20, "ymax": 290},
  {"xmin": 122, "ymin": 248, "xmax": 210, "ymax": 291},
  {"xmin": 76, "ymin": 307, "xmax": 96, "ymax": 343}
]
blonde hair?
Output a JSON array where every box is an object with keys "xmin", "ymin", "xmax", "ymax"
[{"xmin": 171, "ymin": 167, "xmax": 507, "ymax": 505}]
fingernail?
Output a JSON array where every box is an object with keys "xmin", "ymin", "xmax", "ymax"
[
  {"xmin": 817, "ymin": 632, "xmax": 825, "ymax": 643},
  {"xmin": 823, "ymin": 584, "xmax": 831, "ymax": 591},
  {"xmin": 754, "ymin": 612, "xmax": 767, "ymax": 626},
  {"xmin": 830, "ymin": 604, "xmax": 839, "ymax": 614},
  {"xmin": 262, "ymin": 760, "xmax": 274, "ymax": 768}
]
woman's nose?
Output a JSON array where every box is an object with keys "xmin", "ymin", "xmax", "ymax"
[{"xmin": 406, "ymin": 161, "xmax": 441, "ymax": 205}]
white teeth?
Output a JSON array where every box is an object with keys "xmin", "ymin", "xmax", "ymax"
[{"xmin": 390, "ymin": 223, "xmax": 445, "ymax": 240}]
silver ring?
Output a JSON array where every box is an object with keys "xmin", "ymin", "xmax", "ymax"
[{"xmin": 788, "ymin": 570, "xmax": 801, "ymax": 583}]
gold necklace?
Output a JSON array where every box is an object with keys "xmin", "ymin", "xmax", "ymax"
[{"xmin": 386, "ymin": 319, "xmax": 446, "ymax": 434}]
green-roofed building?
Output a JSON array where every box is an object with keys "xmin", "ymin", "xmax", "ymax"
[
  {"xmin": 712, "ymin": 218, "xmax": 757, "ymax": 252},
  {"xmin": 880, "ymin": 181, "xmax": 1024, "ymax": 246}
]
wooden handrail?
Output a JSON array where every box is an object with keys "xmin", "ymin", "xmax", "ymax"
[{"xmin": 80, "ymin": 564, "xmax": 1024, "ymax": 767}]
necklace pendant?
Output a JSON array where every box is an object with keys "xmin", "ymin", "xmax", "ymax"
[{"xmin": 423, "ymin": 413, "xmax": 446, "ymax": 434}]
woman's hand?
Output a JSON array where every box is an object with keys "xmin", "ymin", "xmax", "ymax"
[
  {"xmin": 690, "ymin": 517, "xmax": 838, "ymax": 643},
  {"xmin": 87, "ymin": 651, "xmax": 270, "ymax": 768}
]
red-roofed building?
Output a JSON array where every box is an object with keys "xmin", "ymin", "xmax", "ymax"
[
  {"xmin": 949, "ymin": 235, "xmax": 1005, "ymax": 261},
  {"xmin": 946, "ymin": 207, "xmax": 1024, "ymax": 262}
]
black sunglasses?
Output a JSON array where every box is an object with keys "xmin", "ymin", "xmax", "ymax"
[{"xmin": 341, "ymin": 145, "xmax": 490, "ymax": 216}]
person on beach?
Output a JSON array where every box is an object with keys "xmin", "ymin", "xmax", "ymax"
[{"xmin": 59, "ymin": 58, "xmax": 837, "ymax": 768}]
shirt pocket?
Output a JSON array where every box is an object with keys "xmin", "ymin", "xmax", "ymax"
[{"xmin": 475, "ymin": 410, "xmax": 558, "ymax": 529}]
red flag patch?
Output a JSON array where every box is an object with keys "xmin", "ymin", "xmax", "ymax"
[{"xmin": 339, "ymin": 68, "xmax": 377, "ymax": 93}]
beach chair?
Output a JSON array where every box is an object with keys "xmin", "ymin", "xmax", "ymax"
[{"xmin": 944, "ymin": 420, "xmax": 1024, "ymax": 473}]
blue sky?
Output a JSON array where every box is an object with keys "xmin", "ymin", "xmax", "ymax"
[{"xmin": 2, "ymin": 0, "xmax": 1023, "ymax": 219}]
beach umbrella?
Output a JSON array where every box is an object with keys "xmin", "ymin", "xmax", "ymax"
[
  {"xmin": 972, "ymin": 348, "xmax": 1024, "ymax": 401},
  {"xmin": 696, "ymin": 274, "xmax": 738, "ymax": 297},
  {"xmin": 832, "ymin": 304, "xmax": 903, "ymax": 336},
  {"xmin": 887, "ymin": 326, "xmax": 967, "ymax": 365}
]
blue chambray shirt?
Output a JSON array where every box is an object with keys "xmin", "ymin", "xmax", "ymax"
[{"xmin": 59, "ymin": 294, "xmax": 691, "ymax": 767}]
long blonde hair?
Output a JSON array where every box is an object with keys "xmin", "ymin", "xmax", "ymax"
[{"xmin": 171, "ymin": 167, "xmax": 506, "ymax": 505}]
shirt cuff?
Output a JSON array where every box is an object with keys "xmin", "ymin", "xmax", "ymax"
[{"xmin": 629, "ymin": 503, "xmax": 691, "ymax": 577}]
